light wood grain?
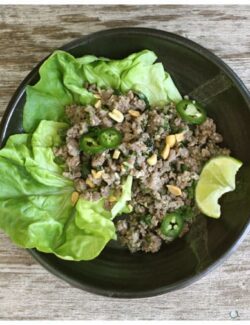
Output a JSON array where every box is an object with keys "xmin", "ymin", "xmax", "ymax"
[{"xmin": 0, "ymin": 5, "xmax": 249, "ymax": 320}]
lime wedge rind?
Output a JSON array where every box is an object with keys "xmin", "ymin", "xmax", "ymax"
[
  {"xmin": 195, "ymin": 156, "xmax": 242, "ymax": 218},
  {"xmin": 197, "ymin": 186, "xmax": 232, "ymax": 218}
]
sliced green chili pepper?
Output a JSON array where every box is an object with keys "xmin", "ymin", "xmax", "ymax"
[
  {"xmin": 79, "ymin": 135, "xmax": 104, "ymax": 154},
  {"xmin": 176, "ymin": 99, "xmax": 206, "ymax": 125},
  {"xmin": 80, "ymin": 127, "xmax": 122, "ymax": 154},
  {"xmin": 98, "ymin": 128, "xmax": 122, "ymax": 149},
  {"xmin": 160, "ymin": 212, "xmax": 184, "ymax": 238}
]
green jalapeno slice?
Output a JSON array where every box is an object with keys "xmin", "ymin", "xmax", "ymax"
[
  {"xmin": 160, "ymin": 213, "xmax": 184, "ymax": 238},
  {"xmin": 80, "ymin": 127, "xmax": 122, "ymax": 154},
  {"xmin": 98, "ymin": 128, "xmax": 122, "ymax": 149},
  {"xmin": 176, "ymin": 99, "xmax": 206, "ymax": 125}
]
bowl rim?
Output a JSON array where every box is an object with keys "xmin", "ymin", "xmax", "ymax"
[{"xmin": 1, "ymin": 27, "xmax": 250, "ymax": 298}]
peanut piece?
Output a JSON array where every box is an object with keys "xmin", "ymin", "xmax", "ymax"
[
  {"xmin": 94, "ymin": 99, "xmax": 102, "ymax": 109},
  {"xmin": 175, "ymin": 132, "xmax": 185, "ymax": 143},
  {"xmin": 161, "ymin": 144, "xmax": 170, "ymax": 160},
  {"xmin": 113, "ymin": 149, "xmax": 121, "ymax": 160},
  {"xmin": 71, "ymin": 191, "xmax": 79, "ymax": 206},
  {"xmin": 86, "ymin": 179, "xmax": 95, "ymax": 188},
  {"xmin": 108, "ymin": 109, "xmax": 124, "ymax": 123},
  {"xmin": 91, "ymin": 169, "xmax": 104, "ymax": 179},
  {"xmin": 128, "ymin": 109, "xmax": 141, "ymax": 117},
  {"xmin": 147, "ymin": 153, "xmax": 157, "ymax": 166},
  {"xmin": 166, "ymin": 135, "xmax": 176, "ymax": 148},
  {"xmin": 167, "ymin": 185, "xmax": 182, "ymax": 196}
]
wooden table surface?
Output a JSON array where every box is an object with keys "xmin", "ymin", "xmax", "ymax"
[{"xmin": 0, "ymin": 5, "xmax": 249, "ymax": 320}]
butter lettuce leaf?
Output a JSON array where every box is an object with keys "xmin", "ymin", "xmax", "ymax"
[
  {"xmin": 3, "ymin": 49, "xmax": 181, "ymax": 260},
  {"xmin": 0, "ymin": 120, "xmax": 132, "ymax": 260},
  {"xmin": 55, "ymin": 198, "xmax": 116, "ymax": 261},
  {"xmin": 111, "ymin": 175, "xmax": 133, "ymax": 217},
  {"xmin": 23, "ymin": 51, "xmax": 95, "ymax": 132},
  {"xmin": 23, "ymin": 50, "xmax": 182, "ymax": 132}
]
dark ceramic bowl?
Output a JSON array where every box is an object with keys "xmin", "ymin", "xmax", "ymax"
[{"xmin": 1, "ymin": 28, "xmax": 250, "ymax": 298}]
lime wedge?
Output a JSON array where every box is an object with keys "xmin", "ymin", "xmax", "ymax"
[{"xmin": 195, "ymin": 156, "xmax": 242, "ymax": 218}]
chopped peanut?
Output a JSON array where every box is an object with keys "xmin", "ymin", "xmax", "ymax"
[
  {"xmin": 86, "ymin": 179, "xmax": 95, "ymax": 188},
  {"xmin": 91, "ymin": 169, "xmax": 104, "ymax": 179},
  {"xmin": 167, "ymin": 185, "xmax": 182, "ymax": 196},
  {"xmin": 128, "ymin": 109, "xmax": 141, "ymax": 117},
  {"xmin": 94, "ymin": 99, "xmax": 102, "ymax": 109},
  {"xmin": 175, "ymin": 132, "xmax": 185, "ymax": 143},
  {"xmin": 121, "ymin": 164, "xmax": 126, "ymax": 173},
  {"xmin": 108, "ymin": 195, "xmax": 117, "ymax": 203},
  {"xmin": 147, "ymin": 153, "xmax": 157, "ymax": 166},
  {"xmin": 94, "ymin": 93, "xmax": 101, "ymax": 99},
  {"xmin": 71, "ymin": 191, "xmax": 79, "ymax": 206},
  {"xmin": 127, "ymin": 204, "xmax": 133, "ymax": 211},
  {"xmin": 108, "ymin": 109, "xmax": 124, "ymax": 123},
  {"xmin": 113, "ymin": 149, "xmax": 121, "ymax": 159},
  {"xmin": 161, "ymin": 143, "xmax": 170, "ymax": 160},
  {"xmin": 166, "ymin": 135, "xmax": 176, "ymax": 148}
]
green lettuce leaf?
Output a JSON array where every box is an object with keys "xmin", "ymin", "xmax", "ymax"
[
  {"xmin": 0, "ymin": 120, "xmax": 132, "ymax": 260},
  {"xmin": 3, "ymin": 49, "xmax": 182, "ymax": 260},
  {"xmin": 23, "ymin": 50, "xmax": 182, "ymax": 132},
  {"xmin": 111, "ymin": 175, "xmax": 133, "ymax": 217},
  {"xmin": 23, "ymin": 51, "xmax": 95, "ymax": 132},
  {"xmin": 55, "ymin": 198, "xmax": 116, "ymax": 261}
]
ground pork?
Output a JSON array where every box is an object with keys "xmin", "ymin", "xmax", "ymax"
[{"xmin": 54, "ymin": 85, "xmax": 230, "ymax": 254}]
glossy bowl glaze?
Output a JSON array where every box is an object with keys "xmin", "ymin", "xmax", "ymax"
[{"xmin": 1, "ymin": 28, "xmax": 250, "ymax": 298}]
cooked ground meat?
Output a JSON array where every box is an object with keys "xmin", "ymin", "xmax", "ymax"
[{"xmin": 54, "ymin": 84, "xmax": 230, "ymax": 253}]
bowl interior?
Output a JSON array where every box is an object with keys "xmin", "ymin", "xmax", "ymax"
[{"xmin": 1, "ymin": 28, "xmax": 250, "ymax": 298}]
